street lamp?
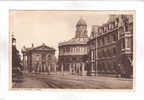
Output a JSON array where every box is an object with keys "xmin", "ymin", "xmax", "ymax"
[{"xmin": 95, "ymin": 32, "xmax": 98, "ymax": 76}]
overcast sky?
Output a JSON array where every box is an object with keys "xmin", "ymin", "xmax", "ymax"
[{"xmin": 10, "ymin": 11, "xmax": 109, "ymax": 57}]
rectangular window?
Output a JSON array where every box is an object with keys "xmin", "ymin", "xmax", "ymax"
[
  {"xmin": 127, "ymin": 38, "xmax": 131, "ymax": 49},
  {"xmin": 98, "ymin": 39, "xmax": 100, "ymax": 46},
  {"xmin": 112, "ymin": 34, "xmax": 117, "ymax": 41},
  {"xmin": 113, "ymin": 47, "xmax": 116, "ymax": 55},
  {"xmin": 102, "ymin": 37, "xmax": 104, "ymax": 45},
  {"xmin": 121, "ymin": 38, "xmax": 125, "ymax": 49},
  {"xmin": 107, "ymin": 35, "xmax": 110, "ymax": 43}
]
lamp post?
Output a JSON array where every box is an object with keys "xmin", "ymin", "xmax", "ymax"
[{"xmin": 95, "ymin": 32, "xmax": 98, "ymax": 76}]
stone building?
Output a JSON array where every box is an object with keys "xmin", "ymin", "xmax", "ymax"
[
  {"xmin": 58, "ymin": 18, "xmax": 89, "ymax": 75},
  {"xmin": 88, "ymin": 15, "xmax": 133, "ymax": 77},
  {"xmin": 22, "ymin": 43, "xmax": 57, "ymax": 74},
  {"xmin": 87, "ymin": 26, "xmax": 99, "ymax": 76}
]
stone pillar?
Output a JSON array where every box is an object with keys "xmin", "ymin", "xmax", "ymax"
[
  {"xmin": 81, "ymin": 63, "xmax": 85, "ymax": 76},
  {"xmin": 43, "ymin": 64, "xmax": 45, "ymax": 72},
  {"xmin": 69, "ymin": 63, "xmax": 72, "ymax": 73},
  {"xmin": 37, "ymin": 63, "xmax": 39, "ymax": 73},
  {"xmin": 38, "ymin": 63, "xmax": 41, "ymax": 72},
  {"xmin": 76, "ymin": 63, "xmax": 80, "ymax": 75},
  {"xmin": 44, "ymin": 64, "xmax": 47, "ymax": 73},
  {"xmin": 61, "ymin": 63, "xmax": 64, "ymax": 73},
  {"xmin": 78, "ymin": 63, "xmax": 80, "ymax": 75},
  {"xmin": 91, "ymin": 63, "xmax": 94, "ymax": 72},
  {"xmin": 48, "ymin": 64, "xmax": 51, "ymax": 74},
  {"xmin": 76, "ymin": 63, "xmax": 78, "ymax": 74},
  {"xmin": 89, "ymin": 62, "xmax": 95, "ymax": 76},
  {"xmin": 53, "ymin": 63, "xmax": 56, "ymax": 73},
  {"xmin": 23, "ymin": 54, "xmax": 27, "ymax": 73},
  {"xmin": 75, "ymin": 63, "xmax": 77, "ymax": 73},
  {"xmin": 71, "ymin": 64, "xmax": 73, "ymax": 74}
]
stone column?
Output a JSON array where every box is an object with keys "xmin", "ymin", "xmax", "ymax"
[
  {"xmin": 75, "ymin": 63, "xmax": 77, "ymax": 73},
  {"xmin": 37, "ymin": 63, "xmax": 39, "ymax": 73},
  {"xmin": 43, "ymin": 64, "xmax": 45, "ymax": 72},
  {"xmin": 53, "ymin": 63, "xmax": 56, "ymax": 73},
  {"xmin": 48, "ymin": 64, "xmax": 51, "ymax": 74},
  {"xmin": 61, "ymin": 63, "xmax": 64, "ymax": 73},
  {"xmin": 81, "ymin": 63, "xmax": 85, "ymax": 76},
  {"xmin": 91, "ymin": 63, "xmax": 94, "ymax": 72},
  {"xmin": 38, "ymin": 63, "xmax": 41, "ymax": 73},
  {"xmin": 78, "ymin": 63, "xmax": 81, "ymax": 75},
  {"xmin": 75, "ymin": 63, "xmax": 78, "ymax": 74},
  {"xmin": 90, "ymin": 61, "xmax": 95, "ymax": 76},
  {"xmin": 44, "ymin": 64, "xmax": 47, "ymax": 73},
  {"xmin": 71, "ymin": 64, "xmax": 73, "ymax": 74},
  {"xmin": 23, "ymin": 54, "xmax": 27, "ymax": 73}
]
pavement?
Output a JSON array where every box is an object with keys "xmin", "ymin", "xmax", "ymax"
[{"xmin": 13, "ymin": 73, "xmax": 133, "ymax": 89}]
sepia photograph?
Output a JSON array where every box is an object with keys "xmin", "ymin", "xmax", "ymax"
[{"xmin": 9, "ymin": 10, "xmax": 135, "ymax": 90}]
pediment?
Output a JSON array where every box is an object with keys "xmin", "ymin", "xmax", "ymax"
[{"xmin": 33, "ymin": 45, "xmax": 54, "ymax": 51}]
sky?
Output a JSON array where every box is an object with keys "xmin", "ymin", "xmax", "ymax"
[{"xmin": 10, "ymin": 10, "xmax": 109, "ymax": 57}]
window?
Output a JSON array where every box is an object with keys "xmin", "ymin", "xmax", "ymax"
[
  {"xmin": 107, "ymin": 49, "xmax": 110, "ymax": 56},
  {"xmin": 107, "ymin": 35, "xmax": 110, "ymax": 43},
  {"xmin": 67, "ymin": 47, "xmax": 70, "ymax": 53},
  {"xmin": 113, "ymin": 47, "xmax": 116, "ymax": 55},
  {"xmin": 104, "ymin": 26, "xmax": 107, "ymax": 32},
  {"xmin": 72, "ymin": 57, "xmax": 76, "ymax": 61},
  {"xmin": 98, "ymin": 39, "xmax": 100, "ymax": 47},
  {"xmin": 102, "ymin": 37, "xmax": 104, "ymax": 45},
  {"xmin": 70, "ymin": 47, "xmax": 72, "ymax": 53},
  {"xmin": 107, "ymin": 24, "xmax": 109, "ymax": 30},
  {"xmin": 63, "ymin": 48, "xmax": 65, "ymax": 53},
  {"xmin": 113, "ymin": 22, "xmax": 115, "ymax": 28},
  {"xmin": 109, "ymin": 24, "xmax": 111, "ymax": 29},
  {"xmin": 103, "ymin": 50, "xmax": 105, "ymax": 57},
  {"xmin": 74, "ymin": 47, "xmax": 76, "ymax": 52},
  {"xmin": 101, "ymin": 27, "xmax": 103, "ymax": 33},
  {"xmin": 121, "ymin": 38, "xmax": 125, "ymax": 49},
  {"xmin": 127, "ymin": 38, "xmax": 132, "ymax": 49},
  {"xmin": 112, "ymin": 34, "xmax": 117, "ymax": 41},
  {"xmin": 100, "ymin": 51, "xmax": 102, "ymax": 58}
]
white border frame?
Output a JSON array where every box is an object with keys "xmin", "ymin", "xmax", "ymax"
[{"xmin": 0, "ymin": 1, "xmax": 144, "ymax": 100}]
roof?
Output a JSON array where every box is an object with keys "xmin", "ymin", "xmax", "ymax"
[
  {"xmin": 59, "ymin": 37, "xmax": 89, "ymax": 46},
  {"xmin": 76, "ymin": 18, "xmax": 87, "ymax": 26},
  {"xmin": 22, "ymin": 43, "xmax": 55, "ymax": 53}
]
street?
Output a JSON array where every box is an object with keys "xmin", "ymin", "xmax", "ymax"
[{"xmin": 14, "ymin": 73, "xmax": 133, "ymax": 89}]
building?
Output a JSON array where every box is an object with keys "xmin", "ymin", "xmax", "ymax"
[
  {"xmin": 58, "ymin": 18, "xmax": 89, "ymax": 75},
  {"xmin": 22, "ymin": 43, "xmax": 57, "ymax": 74},
  {"xmin": 12, "ymin": 35, "xmax": 23, "ymax": 82},
  {"xmin": 87, "ymin": 26, "xmax": 99, "ymax": 76},
  {"xmin": 88, "ymin": 15, "xmax": 133, "ymax": 78}
]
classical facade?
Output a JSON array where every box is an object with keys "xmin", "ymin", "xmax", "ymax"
[
  {"xmin": 22, "ymin": 43, "xmax": 57, "ymax": 74},
  {"xmin": 88, "ymin": 15, "xmax": 133, "ymax": 78},
  {"xmin": 58, "ymin": 18, "xmax": 89, "ymax": 75}
]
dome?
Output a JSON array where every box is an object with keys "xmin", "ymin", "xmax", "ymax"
[{"xmin": 76, "ymin": 18, "xmax": 87, "ymax": 26}]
